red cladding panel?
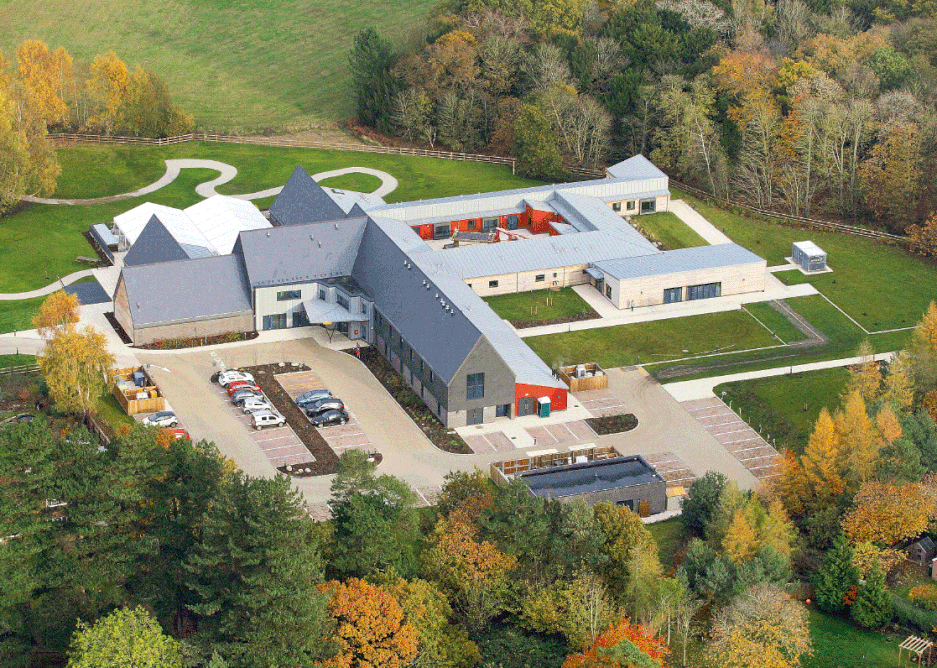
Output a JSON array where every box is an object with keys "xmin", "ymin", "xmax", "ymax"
[{"xmin": 515, "ymin": 383, "xmax": 568, "ymax": 415}]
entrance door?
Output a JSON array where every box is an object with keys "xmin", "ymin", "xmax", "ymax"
[
  {"xmin": 467, "ymin": 408, "xmax": 483, "ymax": 425},
  {"xmin": 640, "ymin": 198, "xmax": 656, "ymax": 214},
  {"xmin": 506, "ymin": 215, "xmax": 519, "ymax": 230},
  {"xmin": 434, "ymin": 223, "xmax": 451, "ymax": 239},
  {"xmin": 518, "ymin": 397, "xmax": 536, "ymax": 417}
]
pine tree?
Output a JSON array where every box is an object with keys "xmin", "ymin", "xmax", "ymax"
[
  {"xmin": 851, "ymin": 562, "xmax": 893, "ymax": 629},
  {"xmin": 814, "ymin": 534, "xmax": 859, "ymax": 614},
  {"xmin": 836, "ymin": 391, "xmax": 879, "ymax": 488},
  {"xmin": 845, "ymin": 340, "xmax": 882, "ymax": 404},
  {"xmin": 801, "ymin": 408, "xmax": 845, "ymax": 510},
  {"xmin": 881, "ymin": 351, "xmax": 915, "ymax": 411}
]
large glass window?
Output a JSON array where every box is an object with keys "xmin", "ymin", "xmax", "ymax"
[
  {"xmin": 277, "ymin": 289, "xmax": 301, "ymax": 301},
  {"xmin": 640, "ymin": 199, "xmax": 656, "ymax": 213},
  {"xmin": 336, "ymin": 294, "xmax": 349, "ymax": 309},
  {"xmin": 466, "ymin": 372, "xmax": 485, "ymax": 400},
  {"xmin": 262, "ymin": 313, "xmax": 287, "ymax": 330},
  {"xmin": 482, "ymin": 217, "xmax": 498, "ymax": 232},
  {"xmin": 293, "ymin": 310, "xmax": 310, "ymax": 327},
  {"xmin": 626, "ymin": 201, "xmax": 636, "ymax": 211},
  {"xmin": 535, "ymin": 274, "xmax": 545, "ymax": 282},
  {"xmin": 663, "ymin": 287, "xmax": 683, "ymax": 304},
  {"xmin": 687, "ymin": 282, "xmax": 721, "ymax": 300}
]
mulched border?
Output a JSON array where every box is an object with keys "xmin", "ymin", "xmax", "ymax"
[
  {"xmin": 585, "ymin": 413, "xmax": 638, "ymax": 435},
  {"xmin": 243, "ymin": 363, "xmax": 339, "ymax": 476},
  {"xmin": 137, "ymin": 331, "xmax": 258, "ymax": 350},
  {"xmin": 103, "ymin": 312, "xmax": 133, "ymax": 344},
  {"xmin": 346, "ymin": 347, "xmax": 472, "ymax": 454},
  {"xmin": 509, "ymin": 308, "xmax": 601, "ymax": 329}
]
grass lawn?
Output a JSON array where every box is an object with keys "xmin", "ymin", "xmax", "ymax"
[
  {"xmin": 317, "ymin": 173, "xmax": 383, "ymax": 193},
  {"xmin": 715, "ymin": 367, "xmax": 850, "ymax": 454},
  {"xmin": 484, "ymin": 288, "xmax": 595, "ymax": 323},
  {"xmin": 94, "ymin": 392, "xmax": 136, "ymax": 428},
  {"xmin": 0, "ymin": 354, "xmax": 36, "ymax": 369},
  {"xmin": 525, "ymin": 310, "xmax": 779, "ymax": 370},
  {"xmin": 802, "ymin": 608, "xmax": 899, "ymax": 668},
  {"xmin": 647, "ymin": 517, "xmax": 689, "ymax": 571},
  {"xmin": 744, "ymin": 301, "xmax": 807, "ymax": 343},
  {"xmin": 632, "ymin": 211, "xmax": 707, "ymax": 250},
  {"xmin": 0, "ymin": 297, "xmax": 46, "ymax": 335},
  {"xmin": 674, "ymin": 189, "xmax": 937, "ymax": 332},
  {"xmin": 0, "ymin": 0, "xmax": 438, "ymax": 131}
]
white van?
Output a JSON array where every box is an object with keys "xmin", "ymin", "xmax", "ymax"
[
  {"xmin": 241, "ymin": 397, "xmax": 273, "ymax": 414},
  {"xmin": 251, "ymin": 411, "xmax": 286, "ymax": 430}
]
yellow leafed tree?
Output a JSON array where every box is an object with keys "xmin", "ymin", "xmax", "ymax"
[
  {"xmin": 15, "ymin": 39, "xmax": 72, "ymax": 127},
  {"xmin": 800, "ymin": 407, "xmax": 846, "ymax": 507},
  {"xmin": 38, "ymin": 324, "xmax": 114, "ymax": 415},
  {"xmin": 723, "ymin": 511, "xmax": 759, "ymax": 564},
  {"xmin": 32, "ymin": 289, "xmax": 80, "ymax": 338},
  {"xmin": 86, "ymin": 51, "xmax": 128, "ymax": 134},
  {"xmin": 844, "ymin": 340, "xmax": 881, "ymax": 404},
  {"xmin": 842, "ymin": 481, "xmax": 936, "ymax": 547},
  {"xmin": 835, "ymin": 391, "xmax": 879, "ymax": 487},
  {"xmin": 874, "ymin": 406, "xmax": 902, "ymax": 446},
  {"xmin": 881, "ymin": 350, "xmax": 915, "ymax": 410}
]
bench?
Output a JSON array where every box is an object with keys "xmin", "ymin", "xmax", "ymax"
[{"xmin": 76, "ymin": 256, "xmax": 99, "ymax": 265}]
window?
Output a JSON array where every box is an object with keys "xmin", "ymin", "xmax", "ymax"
[
  {"xmin": 466, "ymin": 372, "xmax": 485, "ymax": 400},
  {"xmin": 535, "ymin": 274, "xmax": 545, "ymax": 282},
  {"xmin": 496, "ymin": 403, "xmax": 511, "ymax": 417},
  {"xmin": 663, "ymin": 287, "xmax": 683, "ymax": 304},
  {"xmin": 626, "ymin": 200, "xmax": 636, "ymax": 211},
  {"xmin": 319, "ymin": 289, "xmax": 326, "ymax": 300},
  {"xmin": 293, "ymin": 310, "xmax": 310, "ymax": 327},
  {"xmin": 612, "ymin": 202, "xmax": 621, "ymax": 212},
  {"xmin": 687, "ymin": 282, "xmax": 721, "ymax": 300},
  {"xmin": 428, "ymin": 369, "xmax": 434, "ymax": 383},
  {"xmin": 375, "ymin": 312, "xmax": 383, "ymax": 327},
  {"xmin": 605, "ymin": 284, "xmax": 612, "ymax": 299},
  {"xmin": 640, "ymin": 198, "xmax": 656, "ymax": 214},
  {"xmin": 506, "ymin": 215, "xmax": 519, "ymax": 229},
  {"xmin": 262, "ymin": 313, "xmax": 287, "ymax": 330},
  {"xmin": 336, "ymin": 294, "xmax": 349, "ymax": 309},
  {"xmin": 467, "ymin": 283, "xmax": 472, "ymax": 288},
  {"xmin": 419, "ymin": 359, "xmax": 424, "ymax": 373},
  {"xmin": 488, "ymin": 280, "xmax": 499, "ymax": 288},
  {"xmin": 409, "ymin": 348, "xmax": 414, "ymax": 362},
  {"xmin": 277, "ymin": 289, "xmax": 301, "ymax": 301},
  {"xmin": 467, "ymin": 220, "xmax": 477, "ymax": 230},
  {"xmin": 482, "ymin": 217, "xmax": 498, "ymax": 232}
]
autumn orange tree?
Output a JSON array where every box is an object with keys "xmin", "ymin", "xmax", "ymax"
[
  {"xmin": 320, "ymin": 578, "xmax": 418, "ymax": 668},
  {"xmin": 562, "ymin": 616, "xmax": 669, "ymax": 668},
  {"xmin": 841, "ymin": 478, "xmax": 937, "ymax": 548}
]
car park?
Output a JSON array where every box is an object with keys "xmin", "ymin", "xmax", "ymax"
[
  {"xmin": 227, "ymin": 381, "xmax": 262, "ymax": 396},
  {"xmin": 217, "ymin": 370, "xmax": 254, "ymax": 387},
  {"xmin": 308, "ymin": 409, "xmax": 349, "ymax": 427},
  {"xmin": 303, "ymin": 397, "xmax": 344, "ymax": 416},
  {"xmin": 241, "ymin": 397, "xmax": 273, "ymax": 414},
  {"xmin": 251, "ymin": 410, "xmax": 287, "ymax": 430},
  {"xmin": 231, "ymin": 388, "xmax": 264, "ymax": 405},
  {"xmin": 142, "ymin": 411, "xmax": 179, "ymax": 428},
  {"xmin": 295, "ymin": 389, "xmax": 332, "ymax": 407}
]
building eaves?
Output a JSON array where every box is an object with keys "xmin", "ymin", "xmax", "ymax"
[{"xmin": 594, "ymin": 243, "xmax": 766, "ymax": 280}]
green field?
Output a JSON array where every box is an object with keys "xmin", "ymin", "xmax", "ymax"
[
  {"xmin": 0, "ymin": 354, "xmax": 36, "ymax": 369},
  {"xmin": 317, "ymin": 173, "xmax": 383, "ymax": 193},
  {"xmin": 802, "ymin": 609, "xmax": 899, "ymax": 668},
  {"xmin": 0, "ymin": 0, "xmax": 438, "ymax": 131},
  {"xmin": 647, "ymin": 517, "xmax": 689, "ymax": 571},
  {"xmin": 484, "ymin": 288, "xmax": 595, "ymax": 323},
  {"xmin": 744, "ymin": 301, "xmax": 807, "ymax": 343},
  {"xmin": 0, "ymin": 297, "xmax": 45, "ymax": 335},
  {"xmin": 715, "ymin": 367, "xmax": 851, "ymax": 454},
  {"xmin": 525, "ymin": 310, "xmax": 779, "ymax": 370},
  {"xmin": 633, "ymin": 211, "xmax": 707, "ymax": 250}
]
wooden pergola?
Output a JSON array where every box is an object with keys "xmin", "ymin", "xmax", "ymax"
[{"xmin": 898, "ymin": 636, "xmax": 934, "ymax": 666}]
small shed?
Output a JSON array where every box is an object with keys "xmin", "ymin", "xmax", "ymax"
[
  {"xmin": 906, "ymin": 536, "xmax": 937, "ymax": 567},
  {"xmin": 792, "ymin": 241, "xmax": 827, "ymax": 272}
]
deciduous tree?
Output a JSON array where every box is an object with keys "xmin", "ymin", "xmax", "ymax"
[
  {"xmin": 845, "ymin": 341, "xmax": 881, "ymax": 403},
  {"xmin": 594, "ymin": 501, "xmax": 659, "ymax": 604},
  {"xmin": 38, "ymin": 325, "xmax": 114, "ymax": 415},
  {"xmin": 842, "ymin": 480, "xmax": 937, "ymax": 547},
  {"xmin": 859, "ymin": 121, "xmax": 923, "ymax": 232},
  {"xmin": 15, "ymin": 40, "xmax": 72, "ymax": 127},
  {"xmin": 85, "ymin": 51, "xmax": 128, "ymax": 135},
  {"xmin": 562, "ymin": 616, "xmax": 669, "ymax": 668},
  {"xmin": 882, "ymin": 350, "xmax": 915, "ymax": 410},
  {"xmin": 680, "ymin": 471, "xmax": 727, "ymax": 536},
  {"xmin": 33, "ymin": 290, "xmax": 80, "ymax": 338},
  {"xmin": 66, "ymin": 606, "xmax": 182, "ymax": 668},
  {"xmin": 907, "ymin": 212, "xmax": 937, "ymax": 258},
  {"xmin": 514, "ymin": 102, "xmax": 562, "ymax": 180},
  {"xmin": 910, "ymin": 302, "xmax": 937, "ymax": 394},
  {"xmin": 116, "ymin": 67, "xmax": 193, "ymax": 138}
]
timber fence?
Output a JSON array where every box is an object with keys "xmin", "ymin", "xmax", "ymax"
[
  {"xmin": 0, "ymin": 364, "xmax": 40, "ymax": 376},
  {"xmin": 47, "ymin": 132, "xmax": 518, "ymax": 172},
  {"xmin": 670, "ymin": 179, "xmax": 908, "ymax": 245}
]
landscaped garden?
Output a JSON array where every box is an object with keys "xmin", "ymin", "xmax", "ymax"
[
  {"xmin": 483, "ymin": 287, "xmax": 598, "ymax": 328},
  {"xmin": 631, "ymin": 211, "xmax": 707, "ymax": 250}
]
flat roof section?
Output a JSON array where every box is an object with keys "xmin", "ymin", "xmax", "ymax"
[{"xmin": 521, "ymin": 455, "xmax": 664, "ymax": 498}]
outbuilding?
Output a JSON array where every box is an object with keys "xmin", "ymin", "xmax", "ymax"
[{"xmin": 792, "ymin": 241, "xmax": 827, "ymax": 272}]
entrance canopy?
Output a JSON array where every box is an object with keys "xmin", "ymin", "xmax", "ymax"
[
  {"xmin": 301, "ymin": 299, "xmax": 361, "ymax": 324},
  {"xmin": 584, "ymin": 266, "xmax": 604, "ymax": 280}
]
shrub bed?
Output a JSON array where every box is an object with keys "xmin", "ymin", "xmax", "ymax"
[
  {"xmin": 585, "ymin": 412, "xmax": 638, "ymax": 435},
  {"xmin": 141, "ymin": 331, "xmax": 258, "ymax": 350}
]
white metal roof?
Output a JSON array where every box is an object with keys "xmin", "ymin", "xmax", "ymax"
[
  {"xmin": 185, "ymin": 196, "xmax": 270, "ymax": 256},
  {"xmin": 113, "ymin": 203, "xmax": 209, "ymax": 249},
  {"xmin": 594, "ymin": 243, "xmax": 765, "ymax": 280},
  {"xmin": 793, "ymin": 240, "xmax": 826, "ymax": 256}
]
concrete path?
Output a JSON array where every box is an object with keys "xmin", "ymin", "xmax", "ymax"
[
  {"xmin": 662, "ymin": 352, "xmax": 895, "ymax": 402},
  {"xmin": 0, "ymin": 269, "xmax": 95, "ymax": 301},
  {"xmin": 21, "ymin": 160, "xmax": 399, "ymax": 204},
  {"xmin": 669, "ymin": 199, "xmax": 733, "ymax": 245}
]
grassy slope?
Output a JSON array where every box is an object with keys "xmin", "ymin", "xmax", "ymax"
[
  {"xmin": 0, "ymin": 354, "xmax": 36, "ymax": 368},
  {"xmin": 317, "ymin": 173, "xmax": 383, "ymax": 193},
  {"xmin": 744, "ymin": 301, "xmax": 806, "ymax": 343},
  {"xmin": 0, "ymin": 297, "xmax": 46, "ymax": 334},
  {"xmin": 0, "ymin": 0, "xmax": 437, "ymax": 131},
  {"xmin": 634, "ymin": 211, "xmax": 707, "ymax": 250},
  {"xmin": 484, "ymin": 288, "xmax": 595, "ymax": 323}
]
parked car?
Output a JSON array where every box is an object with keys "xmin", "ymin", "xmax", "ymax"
[
  {"xmin": 231, "ymin": 388, "xmax": 264, "ymax": 405},
  {"xmin": 217, "ymin": 370, "xmax": 254, "ymax": 387},
  {"xmin": 308, "ymin": 409, "xmax": 349, "ymax": 427},
  {"xmin": 241, "ymin": 397, "xmax": 273, "ymax": 414},
  {"xmin": 295, "ymin": 389, "xmax": 332, "ymax": 407},
  {"xmin": 251, "ymin": 411, "xmax": 286, "ymax": 430},
  {"xmin": 303, "ymin": 397, "xmax": 344, "ymax": 416},
  {"xmin": 227, "ymin": 381, "xmax": 262, "ymax": 396},
  {"xmin": 142, "ymin": 411, "xmax": 178, "ymax": 428}
]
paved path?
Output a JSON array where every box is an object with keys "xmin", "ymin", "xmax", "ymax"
[
  {"xmin": 21, "ymin": 159, "xmax": 399, "ymax": 204},
  {"xmin": 0, "ymin": 269, "xmax": 95, "ymax": 301},
  {"xmin": 662, "ymin": 352, "xmax": 895, "ymax": 402},
  {"xmin": 669, "ymin": 199, "xmax": 733, "ymax": 245}
]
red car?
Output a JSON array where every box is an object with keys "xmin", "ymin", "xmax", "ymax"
[
  {"xmin": 172, "ymin": 428, "xmax": 191, "ymax": 440},
  {"xmin": 227, "ymin": 381, "xmax": 261, "ymax": 396}
]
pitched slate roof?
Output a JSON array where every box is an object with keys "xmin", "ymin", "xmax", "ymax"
[
  {"xmin": 594, "ymin": 243, "xmax": 765, "ymax": 280},
  {"xmin": 236, "ymin": 218, "xmax": 369, "ymax": 288},
  {"xmin": 123, "ymin": 216, "xmax": 192, "ymax": 267},
  {"xmin": 269, "ymin": 166, "xmax": 348, "ymax": 226},
  {"xmin": 120, "ymin": 254, "xmax": 252, "ymax": 327}
]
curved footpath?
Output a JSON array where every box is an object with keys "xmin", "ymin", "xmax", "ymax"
[
  {"xmin": 0, "ymin": 270, "xmax": 96, "ymax": 301},
  {"xmin": 21, "ymin": 160, "xmax": 399, "ymax": 204}
]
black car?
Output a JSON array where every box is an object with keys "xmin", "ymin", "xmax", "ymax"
[
  {"xmin": 308, "ymin": 409, "xmax": 349, "ymax": 427},
  {"xmin": 303, "ymin": 397, "xmax": 344, "ymax": 416},
  {"xmin": 295, "ymin": 389, "xmax": 332, "ymax": 407}
]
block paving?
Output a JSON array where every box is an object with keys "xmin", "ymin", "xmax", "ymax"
[
  {"xmin": 574, "ymin": 388, "xmax": 631, "ymax": 417},
  {"xmin": 642, "ymin": 451, "xmax": 697, "ymax": 488},
  {"xmin": 680, "ymin": 397, "xmax": 781, "ymax": 480}
]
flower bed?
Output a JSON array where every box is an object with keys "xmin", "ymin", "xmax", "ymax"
[
  {"xmin": 585, "ymin": 413, "xmax": 638, "ymax": 435},
  {"xmin": 141, "ymin": 331, "xmax": 258, "ymax": 350}
]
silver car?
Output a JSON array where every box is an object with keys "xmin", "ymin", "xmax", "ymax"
[
  {"xmin": 251, "ymin": 410, "xmax": 286, "ymax": 430},
  {"xmin": 241, "ymin": 397, "xmax": 273, "ymax": 414},
  {"xmin": 142, "ymin": 411, "xmax": 178, "ymax": 428}
]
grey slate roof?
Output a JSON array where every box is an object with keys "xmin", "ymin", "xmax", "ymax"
[
  {"xmin": 269, "ymin": 166, "xmax": 348, "ymax": 226},
  {"xmin": 352, "ymin": 218, "xmax": 482, "ymax": 384},
  {"xmin": 606, "ymin": 154, "xmax": 668, "ymax": 180},
  {"xmin": 123, "ymin": 216, "xmax": 192, "ymax": 267},
  {"xmin": 521, "ymin": 455, "xmax": 664, "ymax": 498},
  {"xmin": 120, "ymin": 254, "xmax": 252, "ymax": 327},
  {"xmin": 236, "ymin": 218, "xmax": 368, "ymax": 287},
  {"xmin": 412, "ymin": 229, "xmax": 660, "ymax": 279},
  {"xmin": 595, "ymin": 243, "xmax": 765, "ymax": 280},
  {"xmin": 550, "ymin": 192, "xmax": 659, "ymax": 249}
]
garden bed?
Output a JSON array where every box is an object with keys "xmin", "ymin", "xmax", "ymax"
[
  {"xmin": 509, "ymin": 309, "xmax": 600, "ymax": 329},
  {"xmin": 348, "ymin": 347, "xmax": 472, "ymax": 454},
  {"xmin": 585, "ymin": 413, "xmax": 638, "ymax": 435},
  {"xmin": 139, "ymin": 331, "xmax": 258, "ymax": 350}
]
